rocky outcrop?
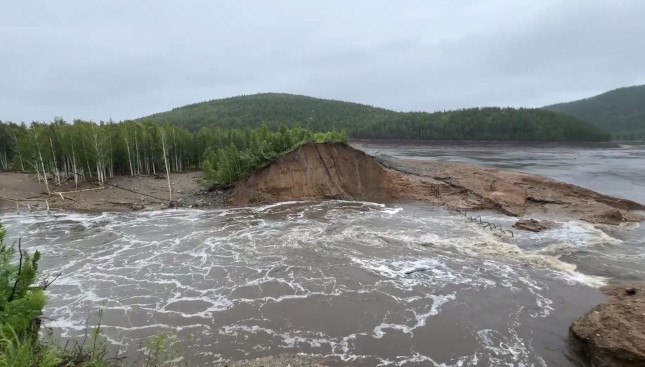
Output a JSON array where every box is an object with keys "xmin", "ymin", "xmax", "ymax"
[
  {"xmin": 512, "ymin": 219, "xmax": 559, "ymax": 232},
  {"xmin": 398, "ymin": 156, "xmax": 645, "ymax": 224},
  {"xmin": 570, "ymin": 283, "xmax": 645, "ymax": 366},
  {"xmin": 229, "ymin": 143, "xmax": 645, "ymax": 226}
]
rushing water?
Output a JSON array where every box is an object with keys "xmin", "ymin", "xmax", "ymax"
[{"xmin": 1, "ymin": 144, "xmax": 644, "ymax": 366}]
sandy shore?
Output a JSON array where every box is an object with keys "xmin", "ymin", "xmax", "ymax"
[{"xmin": 0, "ymin": 171, "xmax": 211, "ymax": 212}]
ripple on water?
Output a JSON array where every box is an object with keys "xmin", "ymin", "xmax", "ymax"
[{"xmin": 0, "ymin": 202, "xmax": 622, "ymax": 366}]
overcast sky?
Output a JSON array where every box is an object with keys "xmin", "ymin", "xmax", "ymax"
[{"xmin": 1, "ymin": 1, "xmax": 644, "ymax": 122}]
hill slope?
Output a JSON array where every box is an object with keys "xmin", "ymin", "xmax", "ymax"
[
  {"xmin": 544, "ymin": 85, "xmax": 645, "ymax": 139},
  {"xmin": 143, "ymin": 93, "xmax": 398, "ymax": 132},
  {"xmin": 139, "ymin": 93, "xmax": 611, "ymax": 142}
]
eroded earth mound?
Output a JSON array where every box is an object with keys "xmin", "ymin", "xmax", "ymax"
[{"xmin": 229, "ymin": 143, "xmax": 645, "ymax": 226}]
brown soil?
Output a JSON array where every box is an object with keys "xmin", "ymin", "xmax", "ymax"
[
  {"xmin": 570, "ymin": 282, "xmax": 645, "ymax": 366},
  {"xmin": 0, "ymin": 171, "xmax": 205, "ymax": 212},
  {"xmin": 229, "ymin": 143, "xmax": 645, "ymax": 225},
  {"xmin": 513, "ymin": 218, "xmax": 560, "ymax": 232},
  {"xmin": 227, "ymin": 142, "xmax": 450, "ymax": 206}
]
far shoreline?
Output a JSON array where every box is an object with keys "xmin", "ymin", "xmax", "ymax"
[{"xmin": 350, "ymin": 139, "xmax": 623, "ymax": 149}]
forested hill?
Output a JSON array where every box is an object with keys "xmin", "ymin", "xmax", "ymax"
[
  {"xmin": 144, "ymin": 93, "xmax": 398, "ymax": 132},
  {"xmin": 544, "ymin": 85, "xmax": 645, "ymax": 140},
  {"xmin": 139, "ymin": 93, "xmax": 611, "ymax": 142}
]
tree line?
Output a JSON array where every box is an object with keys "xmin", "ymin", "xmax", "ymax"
[
  {"xmin": 0, "ymin": 119, "xmax": 347, "ymax": 188},
  {"xmin": 140, "ymin": 93, "xmax": 612, "ymax": 142},
  {"xmin": 350, "ymin": 108, "xmax": 612, "ymax": 141}
]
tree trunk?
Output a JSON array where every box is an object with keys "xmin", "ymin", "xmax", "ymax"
[
  {"xmin": 33, "ymin": 130, "xmax": 50, "ymax": 195},
  {"xmin": 49, "ymin": 136, "xmax": 61, "ymax": 185},
  {"xmin": 160, "ymin": 128, "xmax": 172, "ymax": 202},
  {"xmin": 124, "ymin": 133, "xmax": 134, "ymax": 176}
]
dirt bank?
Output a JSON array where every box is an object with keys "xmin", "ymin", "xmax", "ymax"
[
  {"xmin": 229, "ymin": 143, "xmax": 645, "ymax": 225},
  {"xmin": 0, "ymin": 171, "xmax": 211, "ymax": 212},
  {"xmin": 570, "ymin": 282, "xmax": 645, "ymax": 366},
  {"xmin": 227, "ymin": 142, "xmax": 453, "ymax": 205}
]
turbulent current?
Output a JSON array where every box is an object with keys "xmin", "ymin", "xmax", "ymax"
[{"xmin": 1, "ymin": 144, "xmax": 644, "ymax": 366}]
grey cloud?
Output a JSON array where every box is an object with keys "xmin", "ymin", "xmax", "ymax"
[{"xmin": 1, "ymin": 0, "xmax": 643, "ymax": 122}]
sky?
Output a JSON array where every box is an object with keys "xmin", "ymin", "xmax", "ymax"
[{"xmin": 1, "ymin": 0, "xmax": 644, "ymax": 122}]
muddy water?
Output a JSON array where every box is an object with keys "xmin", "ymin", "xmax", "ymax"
[{"xmin": 1, "ymin": 144, "xmax": 644, "ymax": 366}]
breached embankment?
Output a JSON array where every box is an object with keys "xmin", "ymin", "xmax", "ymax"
[
  {"xmin": 228, "ymin": 142, "xmax": 645, "ymax": 226},
  {"xmin": 228, "ymin": 142, "xmax": 459, "ymax": 206}
]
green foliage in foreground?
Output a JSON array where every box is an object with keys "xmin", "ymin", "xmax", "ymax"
[
  {"xmin": 139, "ymin": 93, "xmax": 611, "ymax": 142},
  {"xmin": 0, "ymin": 224, "xmax": 54, "ymax": 367},
  {"xmin": 0, "ymin": 224, "xmax": 187, "ymax": 367},
  {"xmin": 202, "ymin": 125, "xmax": 348, "ymax": 186}
]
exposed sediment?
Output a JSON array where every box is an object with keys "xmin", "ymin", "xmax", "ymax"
[
  {"xmin": 229, "ymin": 143, "xmax": 645, "ymax": 225},
  {"xmin": 0, "ymin": 171, "xmax": 206, "ymax": 212},
  {"xmin": 570, "ymin": 283, "xmax": 645, "ymax": 366}
]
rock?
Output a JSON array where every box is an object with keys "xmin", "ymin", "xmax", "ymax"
[
  {"xmin": 585, "ymin": 208, "xmax": 645, "ymax": 225},
  {"xmin": 130, "ymin": 203, "xmax": 145, "ymax": 211},
  {"xmin": 512, "ymin": 218, "xmax": 559, "ymax": 232},
  {"xmin": 570, "ymin": 282, "xmax": 645, "ymax": 366}
]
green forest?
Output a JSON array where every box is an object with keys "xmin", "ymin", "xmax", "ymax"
[
  {"xmin": 0, "ymin": 120, "xmax": 347, "ymax": 187},
  {"xmin": 544, "ymin": 85, "xmax": 645, "ymax": 140},
  {"xmin": 140, "ymin": 93, "xmax": 611, "ymax": 141}
]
